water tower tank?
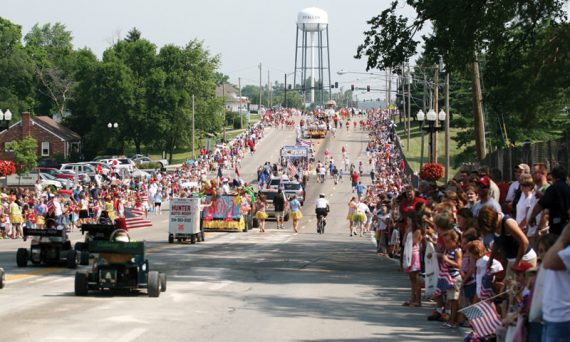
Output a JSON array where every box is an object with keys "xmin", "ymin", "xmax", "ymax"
[{"xmin": 297, "ymin": 7, "xmax": 328, "ymax": 32}]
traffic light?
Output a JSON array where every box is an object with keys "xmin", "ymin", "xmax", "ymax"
[
  {"xmin": 366, "ymin": 85, "xmax": 371, "ymax": 92},
  {"xmin": 351, "ymin": 84, "xmax": 355, "ymax": 91},
  {"xmin": 334, "ymin": 81, "xmax": 338, "ymax": 88}
]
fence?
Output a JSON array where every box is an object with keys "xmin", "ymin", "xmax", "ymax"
[{"xmin": 480, "ymin": 134, "xmax": 570, "ymax": 181}]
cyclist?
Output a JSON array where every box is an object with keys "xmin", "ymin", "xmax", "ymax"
[{"xmin": 315, "ymin": 193, "xmax": 330, "ymax": 234}]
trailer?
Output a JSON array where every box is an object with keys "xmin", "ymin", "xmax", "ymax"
[{"xmin": 168, "ymin": 197, "xmax": 205, "ymax": 244}]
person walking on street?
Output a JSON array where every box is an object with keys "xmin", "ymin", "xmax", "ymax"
[
  {"xmin": 355, "ymin": 181, "xmax": 366, "ymax": 201},
  {"xmin": 353, "ymin": 200, "xmax": 371, "ymax": 237},
  {"xmin": 351, "ymin": 170, "xmax": 359, "ymax": 192},
  {"xmin": 273, "ymin": 189, "xmax": 287, "ymax": 229},
  {"xmin": 254, "ymin": 194, "xmax": 268, "ymax": 233},
  {"xmin": 289, "ymin": 195, "xmax": 303, "ymax": 234},
  {"xmin": 347, "ymin": 196, "xmax": 358, "ymax": 236}
]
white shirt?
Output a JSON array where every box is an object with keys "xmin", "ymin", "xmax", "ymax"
[
  {"xmin": 53, "ymin": 200, "xmax": 63, "ymax": 216},
  {"xmin": 356, "ymin": 202, "xmax": 370, "ymax": 214},
  {"xmin": 542, "ymin": 246, "xmax": 570, "ymax": 322},
  {"xmin": 506, "ymin": 181, "xmax": 520, "ymax": 202},
  {"xmin": 515, "ymin": 191, "xmax": 533, "ymax": 225},
  {"xmin": 475, "ymin": 256, "xmax": 504, "ymax": 298},
  {"xmin": 315, "ymin": 198, "xmax": 329, "ymax": 209}
]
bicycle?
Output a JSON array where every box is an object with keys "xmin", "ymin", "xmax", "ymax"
[{"xmin": 317, "ymin": 214, "xmax": 326, "ymax": 234}]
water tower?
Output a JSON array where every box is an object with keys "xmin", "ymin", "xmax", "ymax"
[{"xmin": 294, "ymin": 7, "xmax": 332, "ymax": 106}]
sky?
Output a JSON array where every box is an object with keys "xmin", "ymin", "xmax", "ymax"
[{"xmin": 2, "ymin": 0, "xmax": 414, "ymax": 100}]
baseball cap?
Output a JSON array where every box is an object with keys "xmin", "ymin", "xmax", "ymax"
[
  {"xmin": 517, "ymin": 163, "xmax": 530, "ymax": 173},
  {"xmin": 511, "ymin": 261, "xmax": 536, "ymax": 272},
  {"xmin": 476, "ymin": 176, "xmax": 491, "ymax": 189}
]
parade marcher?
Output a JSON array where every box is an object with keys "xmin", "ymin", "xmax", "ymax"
[{"xmin": 289, "ymin": 195, "xmax": 302, "ymax": 234}]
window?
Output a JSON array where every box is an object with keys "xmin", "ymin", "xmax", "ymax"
[{"xmin": 41, "ymin": 142, "xmax": 50, "ymax": 156}]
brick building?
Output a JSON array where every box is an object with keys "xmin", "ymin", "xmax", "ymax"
[{"xmin": 0, "ymin": 112, "xmax": 81, "ymax": 160}]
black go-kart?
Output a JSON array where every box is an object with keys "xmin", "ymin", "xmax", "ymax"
[
  {"xmin": 74, "ymin": 231, "xmax": 166, "ymax": 297},
  {"xmin": 75, "ymin": 222, "xmax": 121, "ymax": 265},
  {"xmin": 16, "ymin": 226, "xmax": 78, "ymax": 269},
  {"xmin": 0, "ymin": 268, "xmax": 5, "ymax": 289}
]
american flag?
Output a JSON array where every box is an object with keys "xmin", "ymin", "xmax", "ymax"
[
  {"xmin": 479, "ymin": 271, "xmax": 495, "ymax": 300},
  {"xmin": 124, "ymin": 207, "xmax": 153, "ymax": 229},
  {"xmin": 462, "ymin": 301, "xmax": 502, "ymax": 338},
  {"xmin": 287, "ymin": 163, "xmax": 297, "ymax": 179}
]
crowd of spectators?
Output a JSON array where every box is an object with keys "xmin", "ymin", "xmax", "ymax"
[
  {"xmin": 0, "ymin": 120, "xmax": 270, "ymax": 238},
  {"xmin": 353, "ymin": 108, "xmax": 570, "ymax": 341}
]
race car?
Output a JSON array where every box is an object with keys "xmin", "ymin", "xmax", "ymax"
[
  {"xmin": 16, "ymin": 225, "xmax": 78, "ymax": 269},
  {"xmin": 74, "ymin": 229, "xmax": 166, "ymax": 297},
  {"xmin": 0, "ymin": 268, "xmax": 5, "ymax": 289}
]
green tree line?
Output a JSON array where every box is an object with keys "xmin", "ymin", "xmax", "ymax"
[
  {"xmin": 356, "ymin": 0, "xmax": 570, "ymax": 163},
  {"xmin": 0, "ymin": 19, "xmax": 225, "ymax": 162}
]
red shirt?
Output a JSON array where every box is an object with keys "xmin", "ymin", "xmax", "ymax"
[
  {"xmin": 351, "ymin": 172, "xmax": 359, "ymax": 183},
  {"xmin": 399, "ymin": 196, "xmax": 428, "ymax": 218}
]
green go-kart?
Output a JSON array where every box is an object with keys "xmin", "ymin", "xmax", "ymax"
[{"xmin": 74, "ymin": 231, "xmax": 166, "ymax": 297}]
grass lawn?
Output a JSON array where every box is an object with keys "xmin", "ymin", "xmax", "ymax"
[{"xmin": 395, "ymin": 116, "xmax": 467, "ymax": 177}]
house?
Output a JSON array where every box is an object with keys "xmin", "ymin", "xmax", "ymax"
[
  {"xmin": 216, "ymin": 83, "xmax": 249, "ymax": 113},
  {"xmin": 0, "ymin": 112, "xmax": 81, "ymax": 160}
]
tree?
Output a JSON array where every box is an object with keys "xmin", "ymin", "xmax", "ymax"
[
  {"xmin": 101, "ymin": 33, "xmax": 158, "ymax": 154},
  {"xmin": 0, "ymin": 17, "xmax": 35, "ymax": 117},
  {"xmin": 13, "ymin": 136, "xmax": 38, "ymax": 175},
  {"xmin": 24, "ymin": 22, "xmax": 75, "ymax": 117},
  {"xmin": 356, "ymin": 0, "xmax": 569, "ymax": 158}
]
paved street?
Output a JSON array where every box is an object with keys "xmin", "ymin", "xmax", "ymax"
[{"xmin": 0, "ymin": 123, "xmax": 463, "ymax": 341}]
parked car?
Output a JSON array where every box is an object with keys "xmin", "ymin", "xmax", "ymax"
[
  {"xmin": 60, "ymin": 163, "xmax": 96, "ymax": 179},
  {"xmin": 132, "ymin": 156, "xmax": 168, "ymax": 168},
  {"xmin": 40, "ymin": 173, "xmax": 72, "ymax": 190},
  {"xmin": 258, "ymin": 189, "xmax": 290, "ymax": 221},
  {"xmin": 34, "ymin": 167, "xmax": 75, "ymax": 181},
  {"xmin": 127, "ymin": 154, "xmax": 147, "ymax": 160}
]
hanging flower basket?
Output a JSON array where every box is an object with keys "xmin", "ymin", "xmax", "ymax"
[
  {"xmin": 419, "ymin": 163, "xmax": 444, "ymax": 181},
  {"xmin": 0, "ymin": 160, "xmax": 16, "ymax": 177}
]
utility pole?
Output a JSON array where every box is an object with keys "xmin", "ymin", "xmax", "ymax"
[
  {"xmin": 222, "ymin": 83, "xmax": 226, "ymax": 142},
  {"xmin": 400, "ymin": 65, "xmax": 405, "ymax": 126},
  {"xmin": 407, "ymin": 63, "xmax": 411, "ymax": 152},
  {"xmin": 385, "ymin": 69, "xmax": 389, "ymax": 108},
  {"xmin": 239, "ymin": 77, "xmax": 243, "ymax": 129},
  {"xmin": 268, "ymin": 70, "xmax": 271, "ymax": 109},
  {"xmin": 433, "ymin": 65, "xmax": 439, "ymax": 164},
  {"xmin": 258, "ymin": 63, "xmax": 262, "ymax": 110},
  {"xmin": 445, "ymin": 71, "xmax": 450, "ymax": 183},
  {"xmin": 284, "ymin": 74, "xmax": 288, "ymax": 108},
  {"xmin": 192, "ymin": 94, "xmax": 196, "ymax": 160},
  {"xmin": 471, "ymin": 60, "xmax": 486, "ymax": 160},
  {"xmin": 387, "ymin": 67, "xmax": 392, "ymax": 113},
  {"xmin": 420, "ymin": 73, "xmax": 426, "ymax": 170}
]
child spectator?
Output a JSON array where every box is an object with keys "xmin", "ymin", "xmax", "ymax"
[
  {"xmin": 403, "ymin": 215, "xmax": 424, "ymax": 308},
  {"xmin": 441, "ymin": 229, "xmax": 463, "ymax": 328}
]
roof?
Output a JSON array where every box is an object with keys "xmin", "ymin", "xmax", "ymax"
[
  {"xmin": 215, "ymin": 83, "xmax": 239, "ymax": 97},
  {"xmin": 33, "ymin": 116, "xmax": 81, "ymax": 141}
]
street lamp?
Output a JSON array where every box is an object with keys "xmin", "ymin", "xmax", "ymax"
[
  {"xmin": 0, "ymin": 109, "xmax": 13, "ymax": 130},
  {"xmin": 107, "ymin": 122, "xmax": 119, "ymax": 156},
  {"xmin": 416, "ymin": 109, "xmax": 445, "ymax": 164}
]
